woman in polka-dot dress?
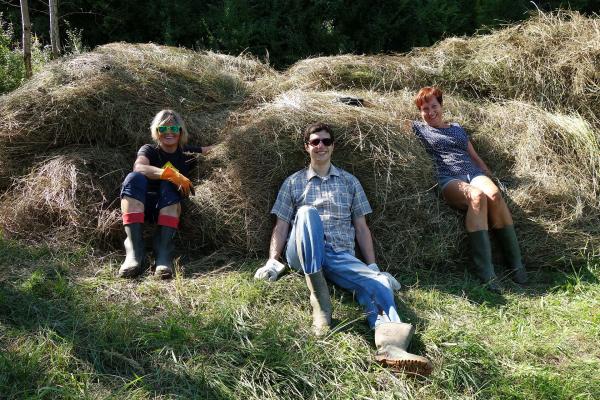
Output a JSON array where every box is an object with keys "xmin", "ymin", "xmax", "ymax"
[{"xmin": 404, "ymin": 87, "xmax": 528, "ymax": 292}]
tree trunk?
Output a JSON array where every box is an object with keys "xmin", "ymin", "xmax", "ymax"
[
  {"xmin": 49, "ymin": 0, "xmax": 61, "ymax": 58},
  {"xmin": 20, "ymin": 0, "xmax": 32, "ymax": 78}
]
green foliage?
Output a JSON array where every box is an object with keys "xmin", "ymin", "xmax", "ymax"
[
  {"xmin": 0, "ymin": 13, "xmax": 51, "ymax": 94},
  {"xmin": 0, "ymin": 14, "xmax": 24, "ymax": 94},
  {"xmin": 1, "ymin": 0, "xmax": 598, "ymax": 68}
]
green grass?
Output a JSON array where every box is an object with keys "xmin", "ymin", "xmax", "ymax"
[{"xmin": 0, "ymin": 238, "xmax": 598, "ymax": 399}]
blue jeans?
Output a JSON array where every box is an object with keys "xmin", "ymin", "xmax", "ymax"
[
  {"xmin": 120, "ymin": 172, "xmax": 181, "ymax": 223},
  {"xmin": 285, "ymin": 205, "xmax": 401, "ymax": 328}
]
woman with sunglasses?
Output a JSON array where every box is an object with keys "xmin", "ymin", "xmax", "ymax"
[
  {"xmin": 118, "ymin": 109, "xmax": 214, "ymax": 279},
  {"xmin": 406, "ymin": 87, "xmax": 527, "ymax": 292}
]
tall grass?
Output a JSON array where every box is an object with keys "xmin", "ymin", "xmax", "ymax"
[{"xmin": 1, "ymin": 238, "xmax": 598, "ymax": 399}]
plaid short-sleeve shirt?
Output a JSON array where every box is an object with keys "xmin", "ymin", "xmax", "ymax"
[{"xmin": 271, "ymin": 164, "xmax": 372, "ymax": 254}]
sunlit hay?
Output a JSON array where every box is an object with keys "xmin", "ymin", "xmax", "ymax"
[
  {"xmin": 191, "ymin": 89, "xmax": 462, "ymax": 269},
  {"xmin": 466, "ymin": 102, "xmax": 600, "ymax": 263},
  {"xmin": 1, "ymin": 11, "xmax": 598, "ymax": 269},
  {"xmin": 284, "ymin": 54, "xmax": 414, "ymax": 92},
  {"xmin": 187, "ymin": 89, "xmax": 599, "ymax": 270},
  {"xmin": 0, "ymin": 147, "xmax": 131, "ymax": 247},
  {"xmin": 285, "ymin": 11, "xmax": 600, "ymax": 118},
  {"xmin": 0, "ymin": 43, "xmax": 277, "ymax": 189},
  {"xmin": 410, "ymin": 11, "xmax": 600, "ymax": 116}
]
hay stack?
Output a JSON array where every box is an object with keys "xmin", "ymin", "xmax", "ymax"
[
  {"xmin": 0, "ymin": 43, "xmax": 277, "ymax": 189},
  {"xmin": 411, "ymin": 11, "xmax": 600, "ymax": 116},
  {"xmin": 0, "ymin": 11, "xmax": 598, "ymax": 271},
  {"xmin": 0, "ymin": 147, "xmax": 130, "ymax": 246},
  {"xmin": 187, "ymin": 89, "xmax": 599, "ymax": 269},
  {"xmin": 286, "ymin": 12, "xmax": 600, "ymax": 119},
  {"xmin": 189, "ymin": 90, "xmax": 463, "ymax": 266},
  {"xmin": 285, "ymin": 54, "xmax": 414, "ymax": 92}
]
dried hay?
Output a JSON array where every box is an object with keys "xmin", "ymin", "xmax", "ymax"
[
  {"xmin": 0, "ymin": 12, "xmax": 598, "ymax": 271},
  {"xmin": 285, "ymin": 54, "xmax": 413, "ymax": 92},
  {"xmin": 0, "ymin": 43, "xmax": 277, "ymax": 188},
  {"xmin": 286, "ymin": 11, "xmax": 600, "ymax": 118},
  {"xmin": 0, "ymin": 147, "xmax": 130, "ymax": 247},
  {"xmin": 186, "ymin": 89, "xmax": 599, "ymax": 270}
]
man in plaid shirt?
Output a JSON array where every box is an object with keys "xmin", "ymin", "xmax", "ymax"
[{"xmin": 254, "ymin": 123, "xmax": 432, "ymax": 375}]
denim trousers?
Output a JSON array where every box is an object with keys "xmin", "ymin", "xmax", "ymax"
[
  {"xmin": 120, "ymin": 171, "xmax": 181, "ymax": 223},
  {"xmin": 285, "ymin": 205, "xmax": 401, "ymax": 328}
]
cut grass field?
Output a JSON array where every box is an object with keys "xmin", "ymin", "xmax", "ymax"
[{"xmin": 1, "ymin": 238, "xmax": 598, "ymax": 399}]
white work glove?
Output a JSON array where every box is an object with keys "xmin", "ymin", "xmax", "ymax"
[
  {"xmin": 367, "ymin": 263, "xmax": 401, "ymax": 292},
  {"xmin": 254, "ymin": 258, "xmax": 286, "ymax": 281}
]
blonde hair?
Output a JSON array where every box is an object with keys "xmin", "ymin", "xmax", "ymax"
[{"xmin": 149, "ymin": 109, "xmax": 189, "ymax": 147}]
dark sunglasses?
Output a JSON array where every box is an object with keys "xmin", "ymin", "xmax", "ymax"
[
  {"xmin": 157, "ymin": 125, "xmax": 182, "ymax": 134},
  {"xmin": 307, "ymin": 138, "xmax": 334, "ymax": 147}
]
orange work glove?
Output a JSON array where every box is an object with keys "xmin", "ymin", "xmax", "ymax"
[{"xmin": 160, "ymin": 167, "xmax": 192, "ymax": 196}]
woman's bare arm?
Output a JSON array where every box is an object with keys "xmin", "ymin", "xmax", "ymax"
[{"xmin": 467, "ymin": 141, "xmax": 493, "ymax": 176}]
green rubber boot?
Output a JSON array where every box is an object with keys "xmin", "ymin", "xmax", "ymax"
[
  {"xmin": 468, "ymin": 230, "xmax": 502, "ymax": 293},
  {"xmin": 118, "ymin": 223, "xmax": 145, "ymax": 278},
  {"xmin": 153, "ymin": 225, "xmax": 176, "ymax": 279},
  {"xmin": 305, "ymin": 270, "xmax": 332, "ymax": 337},
  {"xmin": 494, "ymin": 225, "xmax": 528, "ymax": 284},
  {"xmin": 374, "ymin": 322, "xmax": 433, "ymax": 376}
]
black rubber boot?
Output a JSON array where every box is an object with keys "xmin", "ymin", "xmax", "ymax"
[
  {"xmin": 118, "ymin": 223, "xmax": 145, "ymax": 278},
  {"xmin": 494, "ymin": 225, "xmax": 528, "ymax": 284},
  {"xmin": 468, "ymin": 230, "xmax": 502, "ymax": 293},
  {"xmin": 154, "ymin": 225, "xmax": 177, "ymax": 279}
]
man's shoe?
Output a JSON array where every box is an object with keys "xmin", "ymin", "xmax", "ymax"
[
  {"xmin": 305, "ymin": 270, "xmax": 332, "ymax": 336},
  {"xmin": 118, "ymin": 223, "xmax": 145, "ymax": 278},
  {"xmin": 374, "ymin": 322, "xmax": 433, "ymax": 376}
]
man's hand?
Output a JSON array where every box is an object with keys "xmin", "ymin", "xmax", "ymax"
[
  {"xmin": 160, "ymin": 167, "xmax": 192, "ymax": 196},
  {"xmin": 367, "ymin": 263, "xmax": 401, "ymax": 292},
  {"xmin": 254, "ymin": 259, "xmax": 286, "ymax": 281}
]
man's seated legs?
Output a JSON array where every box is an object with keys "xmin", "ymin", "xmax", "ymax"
[
  {"xmin": 323, "ymin": 250, "xmax": 432, "ymax": 375},
  {"xmin": 322, "ymin": 251, "xmax": 399, "ymax": 327},
  {"xmin": 286, "ymin": 205, "xmax": 332, "ymax": 336}
]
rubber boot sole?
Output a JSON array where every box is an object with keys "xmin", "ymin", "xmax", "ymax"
[
  {"xmin": 374, "ymin": 354, "xmax": 433, "ymax": 376},
  {"xmin": 154, "ymin": 265, "xmax": 173, "ymax": 279}
]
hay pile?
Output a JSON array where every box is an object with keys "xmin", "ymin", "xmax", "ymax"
[
  {"xmin": 0, "ymin": 43, "xmax": 276, "ymax": 188},
  {"xmin": 0, "ymin": 11, "xmax": 598, "ymax": 271},
  {"xmin": 286, "ymin": 12, "xmax": 600, "ymax": 118},
  {"xmin": 0, "ymin": 147, "xmax": 129, "ymax": 246},
  {"xmin": 190, "ymin": 89, "xmax": 599, "ymax": 268}
]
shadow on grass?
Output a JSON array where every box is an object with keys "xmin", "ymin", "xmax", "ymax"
[
  {"xmin": 0, "ymin": 256, "xmax": 358, "ymax": 399},
  {"xmin": 0, "ymin": 266, "xmax": 233, "ymax": 399}
]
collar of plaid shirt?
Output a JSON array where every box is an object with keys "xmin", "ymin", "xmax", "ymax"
[{"xmin": 306, "ymin": 164, "xmax": 341, "ymax": 180}]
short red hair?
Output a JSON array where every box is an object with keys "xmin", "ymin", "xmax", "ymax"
[{"xmin": 414, "ymin": 87, "xmax": 443, "ymax": 109}]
